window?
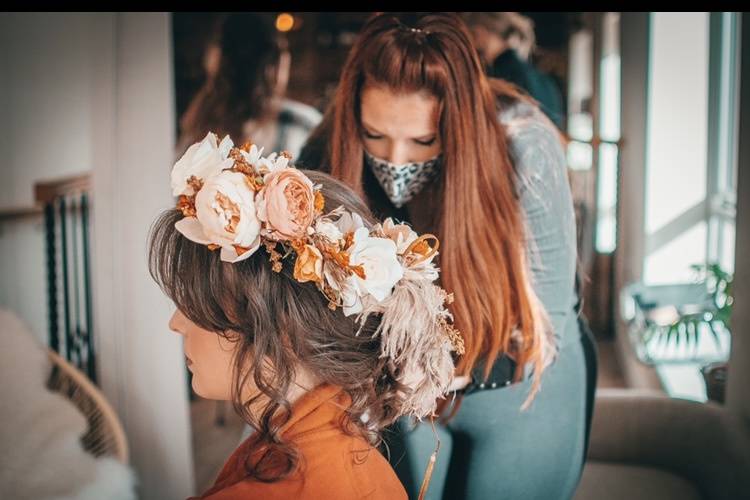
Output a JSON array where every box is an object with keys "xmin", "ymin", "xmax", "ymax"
[
  {"xmin": 643, "ymin": 12, "xmax": 738, "ymax": 285},
  {"xmin": 641, "ymin": 12, "xmax": 740, "ymax": 401},
  {"xmin": 596, "ymin": 12, "xmax": 621, "ymax": 254}
]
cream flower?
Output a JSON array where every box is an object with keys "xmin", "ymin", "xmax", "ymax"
[
  {"xmin": 175, "ymin": 170, "xmax": 261, "ymax": 263},
  {"xmin": 325, "ymin": 266, "xmax": 364, "ymax": 316},
  {"xmin": 171, "ymin": 132, "xmax": 234, "ymax": 196},
  {"xmin": 382, "ymin": 218, "xmax": 419, "ymax": 254},
  {"xmin": 258, "ymin": 152, "xmax": 291, "ymax": 177},
  {"xmin": 335, "ymin": 211, "xmax": 365, "ymax": 234},
  {"xmin": 348, "ymin": 227, "xmax": 403, "ymax": 302},
  {"xmin": 313, "ymin": 219, "xmax": 344, "ymax": 244},
  {"xmin": 256, "ymin": 168, "xmax": 315, "ymax": 240}
]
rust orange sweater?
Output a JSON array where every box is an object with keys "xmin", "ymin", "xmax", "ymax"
[{"xmin": 192, "ymin": 384, "xmax": 407, "ymax": 499}]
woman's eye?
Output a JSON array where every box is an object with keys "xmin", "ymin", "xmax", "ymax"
[
  {"xmin": 414, "ymin": 137, "xmax": 436, "ymax": 147},
  {"xmin": 363, "ymin": 130, "xmax": 383, "ymax": 140}
]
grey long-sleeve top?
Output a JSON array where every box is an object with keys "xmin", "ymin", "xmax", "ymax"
[{"xmin": 501, "ymin": 99, "xmax": 579, "ymax": 351}]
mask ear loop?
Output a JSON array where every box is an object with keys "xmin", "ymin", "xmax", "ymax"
[{"xmin": 417, "ymin": 417, "xmax": 441, "ymax": 500}]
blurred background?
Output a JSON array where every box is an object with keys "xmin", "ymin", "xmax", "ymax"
[{"xmin": 0, "ymin": 11, "xmax": 748, "ymax": 500}]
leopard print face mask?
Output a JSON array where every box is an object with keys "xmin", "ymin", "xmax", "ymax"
[{"xmin": 364, "ymin": 150, "xmax": 443, "ymax": 208}]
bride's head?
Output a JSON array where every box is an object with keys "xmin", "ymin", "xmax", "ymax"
[{"xmin": 149, "ymin": 152, "xmax": 460, "ymax": 480}]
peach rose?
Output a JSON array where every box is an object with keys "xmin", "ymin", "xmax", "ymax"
[
  {"xmin": 257, "ymin": 168, "xmax": 315, "ymax": 240},
  {"xmin": 175, "ymin": 170, "xmax": 261, "ymax": 263}
]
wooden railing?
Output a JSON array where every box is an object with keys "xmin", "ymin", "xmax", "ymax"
[{"xmin": 33, "ymin": 174, "xmax": 98, "ymax": 384}]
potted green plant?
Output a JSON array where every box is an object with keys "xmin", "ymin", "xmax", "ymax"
[
  {"xmin": 645, "ymin": 262, "xmax": 733, "ymax": 359},
  {"xmin": 622, "ymin": 263, "xmax": 733, "ymax": 402}
]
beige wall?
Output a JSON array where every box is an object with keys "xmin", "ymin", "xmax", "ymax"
[{"xmin": 0, "ymin": 12, "xmax": 196, "ymax": 499}]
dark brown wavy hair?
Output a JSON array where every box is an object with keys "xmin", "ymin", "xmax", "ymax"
[
  {"xmin": 148, "ymin": 171, "xmax": 407, "ymax": 482},
  {"xmin": 301, "ymin": 12, "xmax": 551, "ymax": 404}
]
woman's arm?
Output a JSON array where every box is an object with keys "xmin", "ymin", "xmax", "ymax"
[{"xmin": 504, "ymin": 109, "xmax": 578, "ymax": 347}]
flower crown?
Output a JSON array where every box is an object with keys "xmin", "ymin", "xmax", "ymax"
[{"xmin": 171, "ymin": 132, "xmax": 464, "ymax": 418}]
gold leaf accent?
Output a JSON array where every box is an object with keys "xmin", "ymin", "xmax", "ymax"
[{"xmin": 314, "ymin": 191, "xmax": 325, "ymax": 214}]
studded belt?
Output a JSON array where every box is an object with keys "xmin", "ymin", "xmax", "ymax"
[{"xmin": 459, "ymin": 354, "xmax": 518, "ymax": 395}]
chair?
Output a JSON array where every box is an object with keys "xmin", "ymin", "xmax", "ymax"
[
  {"xmin": 575, "ymin": 388, "xmax": 750, "ymax": 500},
  {"xmin": 46, "ymin": 349, "xmax": 129, "ymax": 464}
]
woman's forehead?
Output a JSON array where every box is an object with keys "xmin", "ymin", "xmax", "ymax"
[{"xmin": 359, "ymin": 85, "xmax": 439, "ymax": 138}]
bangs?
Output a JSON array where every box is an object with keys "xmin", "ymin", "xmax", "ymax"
[{"xmin": 148, "ymin": 209, "xmax": 245, "ymax": 334}]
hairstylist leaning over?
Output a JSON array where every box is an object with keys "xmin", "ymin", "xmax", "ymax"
[{"xmin": 298, "ymin": 12, "xmax": 597, "ymax": 500}]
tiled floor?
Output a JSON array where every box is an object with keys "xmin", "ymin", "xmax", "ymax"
[{"xmin": 190, "ymin": 337, "xmax": 627, "ymax": 493}]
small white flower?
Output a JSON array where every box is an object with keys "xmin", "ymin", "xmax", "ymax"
[
  {"xmin": 171, "ymin": 132, "xmax": 234, "ymax": 196},
  {"xmin": 175, "ymin": 170, "xmax": 261, "ymax": 263},
  {"xmin": 240, "ymin": 143, "xmax": 265, "ymax": 166},
  {"xmin": 258, "ymin": 152, "xmax": 291, "ymax": 178},
  {"xmin": 325, "ymin": 266, "xmax": 363, "ymax": 316},
  {"xmin": 335, "ymin": 211, "xmax": 365, "ymax": 234},
  {"xmin": 314, "ymin": 220, "xmax": 344, "ymax": 244},
  {"xmin": 348, "ymin": 227, "xmax": 403, "ymax": 302}
]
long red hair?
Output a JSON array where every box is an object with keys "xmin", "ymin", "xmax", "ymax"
[{"xmin": 306, "ymin": 13, "xmax": 553, "ymax": 405}]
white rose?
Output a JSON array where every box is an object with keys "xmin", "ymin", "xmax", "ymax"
[
  {"xmin": 348, "ymin": 227, "xmax": 404, "ymax": 302},
  {"xmin": 171, "ymin": 132, "xmax": 234, "ymax": 196},
  {"xmin": 314, "ymin": 220, "xmax": 344, "ymax": 243},
  {"xmin": 174, "ymin": 171, "xmax": 261, "ymax": 263}
]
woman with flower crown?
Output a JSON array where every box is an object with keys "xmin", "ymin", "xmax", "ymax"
[
  {"xmin": 151, "ymin": 132, "xmax": 464, "ymax": 499},
  {"xmin": 298, "ymin": 12, "xmax": 598, "ymax": 500}
]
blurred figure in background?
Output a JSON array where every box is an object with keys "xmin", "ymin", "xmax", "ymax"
[
  {"xmin": 463, "ymin": 12, "xmax": 565, "ymax": 129},
  {"xmin": 177, "ymin": 12, "xmax": 321, "ymax": 159}
]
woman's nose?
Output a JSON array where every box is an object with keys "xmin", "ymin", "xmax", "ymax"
[
  {"xmin": 168, "ymin": 310, "xmax": 185, "ymax": 336},
  {"xmin": 388, "ymin": 142, "xmax": 410, "ymax": 165}
]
